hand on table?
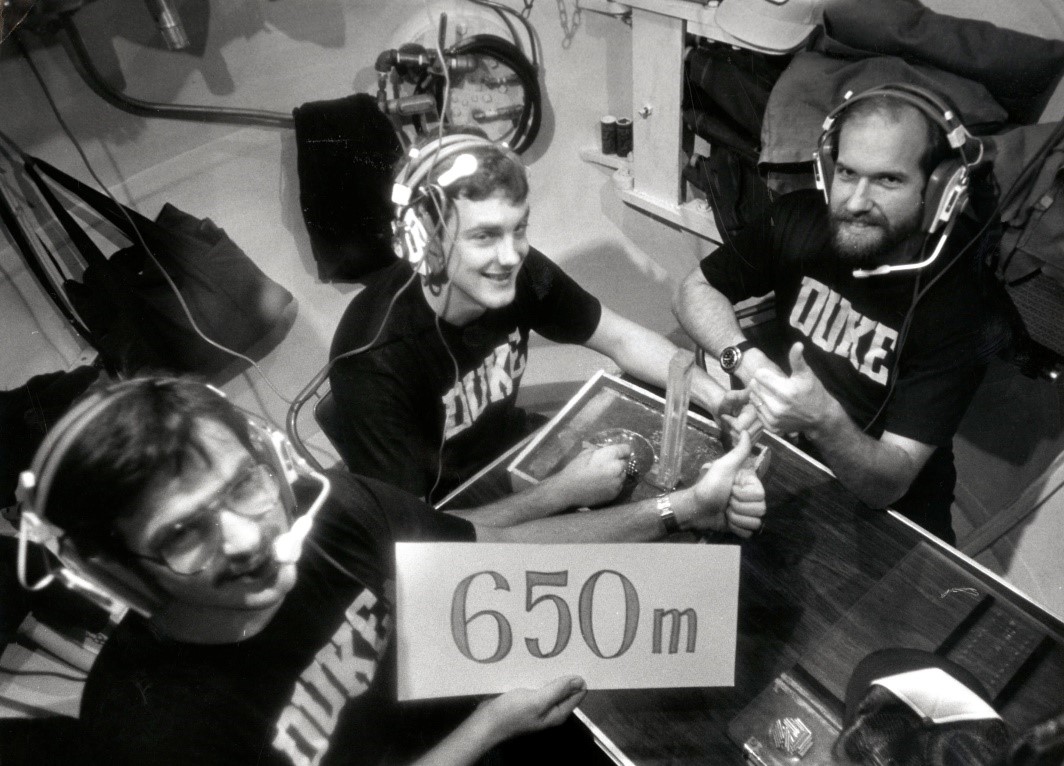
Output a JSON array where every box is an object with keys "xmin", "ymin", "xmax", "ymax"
[
  {"xmin": 749, "ymin": 342, "xmax": 833, "ymax": 436},
  {"xmin": 551, "ymin": 443, "xmax": 632, "ymax": 508}
]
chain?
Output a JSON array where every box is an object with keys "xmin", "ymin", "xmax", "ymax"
[
  {"xmin": 521, "ymin": 0, "xmax": 535, "ymax": 19},
  {"xmin": 556, "ymin": 0, "xmax": 582, "ymax": 48}
]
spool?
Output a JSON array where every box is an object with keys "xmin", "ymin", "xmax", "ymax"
[
  {"xmin": 600, "ymin": 115, "xmax": 618, "ymax": 155},
  {"xmin": 615, "ymin": 117, "xmax": 633, "ymax": 157}
]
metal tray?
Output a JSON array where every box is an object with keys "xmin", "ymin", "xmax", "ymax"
[{"xmin": 507, "ymin": 371, "xmax": 724, "ymax": 495}]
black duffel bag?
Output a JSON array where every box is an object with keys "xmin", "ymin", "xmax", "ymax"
[{"xmin": 25, "ymin": 156, "xmax": 295, "ymax": 379}]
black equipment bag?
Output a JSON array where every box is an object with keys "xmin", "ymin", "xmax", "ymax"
[
  {"xmin": 293, "ymin": 93, "xmax": 403, "ymax": 282},
  {"xmin": 994, "ymin": 120, "xmax": 1064, "ymax": 360},
  {"xmin": 683, "ymin": 146, "xmax": 774, "ymax": 243},
  {"xmin": 682, "ymin": 42, "xmax": 787, "ymax": 243},
  {"xmin": 23, "ymin": 157, "xmax": 295, "ymax": 379}
]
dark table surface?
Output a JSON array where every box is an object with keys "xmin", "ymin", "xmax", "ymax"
[{"xmin": 439, "ymin": 378, "xmax": 1064, "ymax": 765}]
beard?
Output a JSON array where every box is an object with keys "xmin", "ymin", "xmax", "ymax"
[{"xmin": 829, "ymin": 206, "xmax": 922, "ymax": 270}]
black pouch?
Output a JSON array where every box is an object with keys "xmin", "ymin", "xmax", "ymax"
[{"xmin": 25, "ymin": 157, "xmax": 295, "ymax": 379}]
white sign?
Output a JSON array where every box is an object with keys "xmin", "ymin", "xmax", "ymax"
[{"xmin": 395, "ymin": 543, "xmax": 740, "ymax": 700}]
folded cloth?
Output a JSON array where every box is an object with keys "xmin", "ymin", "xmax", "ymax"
[
  {"xmin": 835, "ymin": 648, "xmax": 1012, "ymax": 766},
  {"xmin": 820, "ymin": 0, "xmax": 1064, "ymax": 125},
  {"xmin": 759, "ymin": 51, "xmax": 1007, "ymax": 168},
  {"xmin": 293, "ymin": 93, "xmax": 403, "ymax": 282}
]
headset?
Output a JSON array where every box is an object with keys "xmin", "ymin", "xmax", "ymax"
[
  {"xmin": 812, "ymin": 83, "xmax": 985, "ymax": 278},
  {"xmin": 16, "ymin": 379, "xmax": 330, "ymax": 619},
  {"xmin": 390, "ymin": 132, "xmax": 507, "ymax": 278}
]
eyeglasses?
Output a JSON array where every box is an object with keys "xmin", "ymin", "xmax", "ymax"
[{"xmin": 127, "ymin": 462, "xmax": 282, "ymax": 576}]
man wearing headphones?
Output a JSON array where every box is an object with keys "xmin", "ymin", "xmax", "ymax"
[
  {"xmin": 329, "ymin": 136, "xmax": 754, "ymax": 507},
  {"xmin": 18, "ymin": 377, "xmax": 764, "ymax": 765},
  {"xmin": 674, "ymin": 85, "xmax": 999, "ymax": 544}
]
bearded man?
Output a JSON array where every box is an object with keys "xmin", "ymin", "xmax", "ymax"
[{"xmin": 673, "ymin": 85, "xmax": 1000, "ymax": 544}]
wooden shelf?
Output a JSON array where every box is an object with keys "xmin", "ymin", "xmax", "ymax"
[
  {"xmin": 578, "ymin": 146, "xmax": 719, "ymax": 241},
  {"xmin": 618, "ymin": 187, "xmax": 720, "ymax": 242},
  {"xmin": 579, "ymin": 0, "xmax": 734, "ymax": 245},
  {"xmin": 578, "ymin": 146, "xmax": 632, "ymax": 171}
]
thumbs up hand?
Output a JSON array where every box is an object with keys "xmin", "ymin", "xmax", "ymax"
[{"xmin": 748, "ymin": 342, "xmax": 834, "ymax": 435}]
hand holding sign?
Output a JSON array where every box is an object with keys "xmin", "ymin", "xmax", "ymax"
[
  {"xmin": 476, "ymin": 675, "xmax": 588, "ymax": 746},
  {"xmin": 397, "ymin": 544, "xmax": 740, "ymax": 698},
  {"xmin": 749, "ymin": 342, "xmax": 834, "ymax": 435}
]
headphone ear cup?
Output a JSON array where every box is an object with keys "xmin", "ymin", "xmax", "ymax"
[
  {"xmin": 921, "ymin": 158, "xmax": 966, "ymax": 234},
  {"xmin": 393, "ymin": 203, "xmax": 443, "ymax": 277},
  {"xmin": 814, "ymin": 131, "xmax": 836, "ymax": 204},
  {"xmin": 416, "ymin": 206, "xmax": 445, "ymax": 278},
  {"xmin": 53, "ymin": 539, "xmax": 168, "ymax": 618}
]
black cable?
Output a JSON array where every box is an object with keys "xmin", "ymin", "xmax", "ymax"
[
  {"xmin": 447, "ymin": 34, "xmax": 541, "ymax": 153},
  {"xmin": 288, "ymin": 12, "xmax": 471, "ymax": 475},
  {"xmin": 857, "ymin": 129, "xmax": 1059, "ymax": 432},
  {"xmin": 59, "ymin": 15, "xmax": 294, "ymax": 130},
  {"xmin": 860, "ymin": 272, "xmax": 921, "ymax": 434},
  {"xmin": 284, "ymin": 267, "xmax": 421, "ymax": 473},
  {"xmin": 467, "ymin": 0, "xmax": 541, "ymax": 69},
  {"xmin": 17, "ymin": 31, "xmax": 295, "ymax": 405}
]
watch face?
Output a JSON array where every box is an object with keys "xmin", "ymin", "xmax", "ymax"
[{"xmin": 720, "ymin": 346, "xmax": 742, "ymax": 373}]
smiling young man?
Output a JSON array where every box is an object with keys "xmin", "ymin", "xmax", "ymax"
[
  {"xmin": 673, "ymin": 87, "xmax": 1002, "ymax": 544},
  {"xmin": 329, "ymin": 139, "xmax": 753, "ymax": 507},
  {"xmin": 19, "ymin": 377, "xmax": 765, "ymax": 765}
]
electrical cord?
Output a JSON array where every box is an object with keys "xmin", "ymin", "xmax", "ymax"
[
  {"xmin": 445, "ymin": 33, "xmax": 541, "ymax": 153},
  {"xmin": 286, "ymin": 183, "xmax": 456, "ymax": 476},
  {"xmin": 467, "ymin": 0, "xmax": 541, "ymax": 69},
  {"xmin": 289, "ymin": 9, "xmax": 470, "ymax": 484},
  {"xmin": 298, "ymin": 6, "xmax": 534, "ymax": 480},
  {"xmin": 471, "ymin": 0, "xmax": 523, "ymax": 60},
  {"xmin": 17, "ymin": 32, "xmax": 295, "ymax": 406},
  {"xmin": 431, "ymin": 310, "xmax": 463, "ymax": 501},
  {"xmin": 857, "ymin": 126, "xmax": 1061, "ymax": 432},
  {"xmin": 284, "ymin": 267, "xmax": 421, "ymax": 472}
]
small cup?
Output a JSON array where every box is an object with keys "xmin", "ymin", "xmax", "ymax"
[
  {"xmin": 615, "ymin": 117, "xmax": 633, "ymax": 157},
  {"xmin": 600, "ymin": 115, "xmax": 618, "ymax": 155}
]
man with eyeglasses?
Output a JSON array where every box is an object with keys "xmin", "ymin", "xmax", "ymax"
[{"xmin": 17, "ymin": 377, "xmax": 765, "ymax": 766}]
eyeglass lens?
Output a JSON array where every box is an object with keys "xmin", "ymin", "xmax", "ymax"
[{"xmin": 156, "ymin": 464, "xmax": 280, "ymax": 575}]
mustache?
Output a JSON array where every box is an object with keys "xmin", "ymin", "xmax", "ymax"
[
  {"xmin": 212, "ymin": 522, "xmax": 286, "ymax": 585},
  {"xmin": 832, "ymin": 210, "xmax": 888, "ymax": 226}
]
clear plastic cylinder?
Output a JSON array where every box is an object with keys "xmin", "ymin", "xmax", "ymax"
[{"xmin": 647, "ymin": 349, "xmax": 694, "ymax": 490}]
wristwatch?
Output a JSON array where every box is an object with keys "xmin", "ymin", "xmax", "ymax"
[
  {"xmin": 657, "ymin": 493, "xmax": 681, "ymax": 535},
  {"xmin": 719, "ymin": 339, "xmax": 755, "ymax": 375}
]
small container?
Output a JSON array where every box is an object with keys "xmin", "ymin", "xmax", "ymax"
[
  {"xmin": 615, "ymin": 117, "xmax": 633, "ymax": 157},
  {"xmin": 600, "ymin": 115, "xmax": 618, "ymax": 155}
]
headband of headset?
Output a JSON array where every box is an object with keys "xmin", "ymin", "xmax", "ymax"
[
  {"xmin": 820, "ymin": 83, "xmax": 978, "ymax": 156},
  {"xmin": 812, "ymin": 83, "xmax": 983, "ymax": 264},
  {"xmin": 17, "ymin": 378, "xmax": 330, "ymax": 618},
  {"xmin": 390, "ymin": 134, "xmax": 512, "ymax": 276},
  {"xmin": 391, "ymin": 133, "xmax": 500, "ymax": 208}
]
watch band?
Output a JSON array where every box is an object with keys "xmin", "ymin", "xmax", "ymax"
[
  {"xmin": 657, "ymin": 493, "xmax": 680, "ymax": 535},
  {"xmin": 719, "ymin": 339, "xmax": 756, "ymax": 376}
]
